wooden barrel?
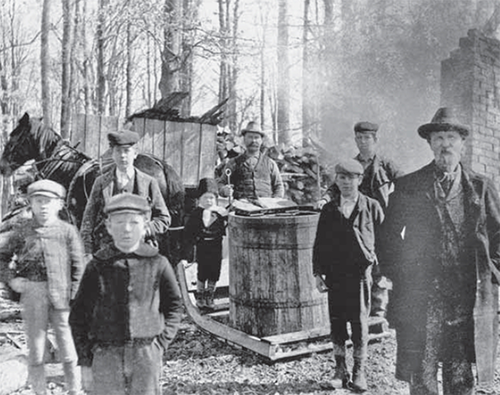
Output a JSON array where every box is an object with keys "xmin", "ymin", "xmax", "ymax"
[{"xmin": 228, "ymin": 211, "xmax": 329, "ymax": 337}]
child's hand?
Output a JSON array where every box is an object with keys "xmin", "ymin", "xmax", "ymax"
[{"xmin": 315, "ymin": 275, "xmax": 328, "ymax": 293}]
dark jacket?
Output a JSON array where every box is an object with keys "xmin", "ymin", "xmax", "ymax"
[
  {"xmin": 181, "ymin": 206, "xmax": 227, "ymax": 262},
  {"xmin": 80, "ymin": 167, "xmax": 171, "ymax": 254},
  {"xmin": 313, "ymin": 193, "xmax": 384, "ymax": 277},
  {"xmin": 313, "ymin": 193, "xmax": 384, "ymax": 317},
  {"xmin": 218, "ymin": 153, "xmax": 284, "ymax": 199},
  {"xmin": 69, "ymin": 242, "xmax": 183, "ymax": 366},
  {"xmin": 378, "ymin": 162, "xmax": 500, "ymax": 385}
]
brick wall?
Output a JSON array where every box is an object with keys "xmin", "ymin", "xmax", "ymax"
[{"xmin": 441, "ymin": 29, "xmax": 500, "ymax": 187}]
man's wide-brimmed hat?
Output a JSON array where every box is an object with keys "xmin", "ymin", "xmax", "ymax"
[
  {"xmin": 417, "ymin": 107, "xmax": 470, "ymax": 139},
  {"xmin": 241, "ymin": 121, "xmax": 265, "ymax": 137}
]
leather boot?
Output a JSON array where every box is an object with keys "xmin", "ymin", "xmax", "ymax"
[
  {"xmin": 63, "ymin": 361, "xmax": 82, "ymax": 395},
  {"xmin": 331, "ymin": 355, "xmax": 350, "ymax": 389},
  {"xmin": 350, "ymin": 357, "xmax": 368, "ymax": 393},
  {"xmin": 195, "ymin": 280, "xmax": 206, "ymax": 309},
  {"xmin": 205, "ymin": 280, "xmax": 217, "ymax": 310}
]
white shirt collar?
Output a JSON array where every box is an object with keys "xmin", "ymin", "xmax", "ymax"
[{"xmin": 115, "ymin": 167, "xmax": 135, "ymax": 182}]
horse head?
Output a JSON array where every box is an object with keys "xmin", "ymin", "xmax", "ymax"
[{"xmin": 0, "ymin": 113, "xmax": 58, "ymax": 176}]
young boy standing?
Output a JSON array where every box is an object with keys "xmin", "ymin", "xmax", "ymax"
[
  {"xmin": 313, "ymin": 160, "xmax": 384, "ymax": 393},
  {"xmin": 0, "ymin": 179, "xmax": 84, "ymax": 395},
  {"xmin": 69, "ymin": 193, "xmax": 183, "ymax": 395},
  {"xmin": 180, "ymin": 178, "xmax": 227, "ymax": 310}
]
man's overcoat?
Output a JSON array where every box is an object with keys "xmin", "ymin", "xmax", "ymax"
[{"xmin": 379, "ymin": 162, "xmax": 500, "ymax": 385}]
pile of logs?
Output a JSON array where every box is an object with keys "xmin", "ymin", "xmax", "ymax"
[{"xmin": 273, "ymin": 148, "xmax": 335, "ymax": 205}]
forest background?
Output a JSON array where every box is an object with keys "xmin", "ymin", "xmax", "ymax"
[{"xmin": 1, "ymin": 0, "xmax": 500, "ymax": 174}]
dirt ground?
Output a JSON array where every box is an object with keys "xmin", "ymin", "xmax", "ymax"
[{"xmin": 2, "ymin": 294, "xmax": 500, "ymax": 395}]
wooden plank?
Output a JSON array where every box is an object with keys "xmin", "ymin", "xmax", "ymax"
[
  {"xmin": 99, "ymin": 116, "xmax": 119, "ymax": 158},
  {"xmin": 84, "ymin": 115, "xmax": 101, "ymax": 159},
  {"xmin": 70, "ymin": 114, "xmax": 87, "ymax": 151},
  {"xmin": 132, "ymin": 118, "xmax": 147, "ymax": 153},
  {"xmin": 199, "ymin": 124, "xmax": 217, "ymax": 180},
  {"xmin": 164, "ymin": 122, "xmax": 183, "ymax": 179},
  {"xmin": 150, "ymin": 120, "xmax": 166, "ymax": 158},
  {"xmin": 182, "ymin": 122, "xmax": 200, "ymax": 187},
  {"xmin": 262, "ymin": 325, "xmax": 331, "ymax": 345},
  {"xmin": 142, "ymin": 118, "xmax": 157, "ymax": 156}
]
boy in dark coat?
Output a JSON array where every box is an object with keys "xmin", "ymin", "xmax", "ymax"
[
  {"xmin": 180, "ymin": 178, "xmax": 228, "ymax": 310},
  {"xmin": 313, "ymin": 159, "xmax": 384, "ymax": 392},
  {"xmin": 70, "ymin": 193, "xmax": 182, "ymax": 395}
]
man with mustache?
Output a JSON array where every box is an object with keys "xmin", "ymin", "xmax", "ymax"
[
  {"xmin": 378, "ymin": 107, "xmax": 500, "ymax": 395},
  {"xmin": 217, "ymin": 121, "xmax": 284, "ymax": 201}
]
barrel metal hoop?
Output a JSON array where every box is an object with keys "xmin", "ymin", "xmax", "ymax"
[{"xmin": 229, "ymin": 296, "xmax": 326, "ymax": 309}]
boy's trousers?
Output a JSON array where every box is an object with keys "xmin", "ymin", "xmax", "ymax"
[
  {"xmin": 21, "ymin": 281, "xmax": 78, "ymax": 393},
  {"xmin": 92, "ymin": 341, "xmax": 163, "ymax": 395}
]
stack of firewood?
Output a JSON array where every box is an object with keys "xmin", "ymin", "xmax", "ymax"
[{"xmin": 272, "ymin": 148, "xmax": 334, "ymax": 205}]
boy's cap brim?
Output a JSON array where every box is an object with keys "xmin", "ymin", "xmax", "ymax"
[
  {"xmin": 104, "ymin": 193, "xmax": 151, "ymax": 215},
  {"xmin": 27, "ymin": 180, "xmax": 66, "ymax": 199}
]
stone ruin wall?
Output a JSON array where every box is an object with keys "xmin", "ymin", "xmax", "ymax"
[{"xmin": 441, "ymin": 29, "xmax": 500, "ymax": 188}]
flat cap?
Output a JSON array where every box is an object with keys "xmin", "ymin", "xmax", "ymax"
[
  {"xmin": 417, "ymin": 107, "xmax": 469, "ymax": 139},
  {"xmin": 104, "ymin": 193, "xmax": 151, "ymax": 216},
  {"xmin": 335, "ymin": 159, "xmax": 364, "ymax": 176},
  {"xmin": 108, "ymin": 130, "xmax": 140, "ymax": 147},
  {"xmin": 354, "ymin": 121, "xmax": 379, "ymax": 133},
  {"xmin": 241, "ymin": 121, "xmax": 265, "ymax": 137},
  {"xmin": 28, "ymin": 179, "xmax": 66, "ymax": 199}
]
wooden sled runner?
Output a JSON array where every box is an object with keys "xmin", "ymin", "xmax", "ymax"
[{"xmin": 176, "ymin": 264, "xmax": 391, "ymax": 362}]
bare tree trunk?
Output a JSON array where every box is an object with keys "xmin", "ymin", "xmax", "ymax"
[
  {"xmin": 218, "ymin": 0, "xmax": 228, "ymax": 106},
  {"xmin": 259, "ymin": 13, "xmax": 267, "ymax": 131},
  {"xmin": 72, "ymin": 0, "xmax": 81, "ymax": 116},
  {"xmin": 180, "ymin": 0, "xmax": 198, "ymax": 116},
  {"xmin": 159, "ymin": 0, "xmax": 182, "ymax": 98},
  {"xmin": 277, "ymin": 0, "xmax": 290, "ymax": 145},
  {"xmin": 61, "ymin": 0, "xmax": 74, "ymax": 138},
  {"xmin": 228, "ymin": 0, "xmax": 239, "ymax": 132},
  {"xmin": 78, "ymin": 0, "xmax": 92, "ymax": 114},
  {"xmin": 126, "ymin": 20, "xmax": 133, "ymax": 118},
  {"xmin": 302, "ymin": 0, "xmax": 313, "ymax": 145},
  {"xmin": 41, "ymin": 0, "xmax": 52, "ymax": 126},
  {"xmin": 146, "ymin": 32, "xmax": 152, "ymax": 107},
  {"xmin": 96, "ymin": 0, "xmax": 108, "ymax": 114}
]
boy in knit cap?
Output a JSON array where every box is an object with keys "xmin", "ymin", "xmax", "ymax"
[
  {"xmin": 70, "ymin": 193, "xmax": 182, "ymax": 395},
  {"xmin": 0, "ymin": 179, "xmax": 84, "ymax": 395},
  {"xmin": 313, "ymin": 160, "xmax": 384, "ymax": 392},
  {"xmin": 180, "ymin": 178, "xmax": 228, "ymax": 310}
]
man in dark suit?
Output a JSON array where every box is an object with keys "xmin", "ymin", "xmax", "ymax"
[
  {"xmin": 379, "ymin": 108, "xmax": 500, "ymax": 395},
  {"xmin": 80, "ymin": 130, "xmax": 170, "ymax": 257}
]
